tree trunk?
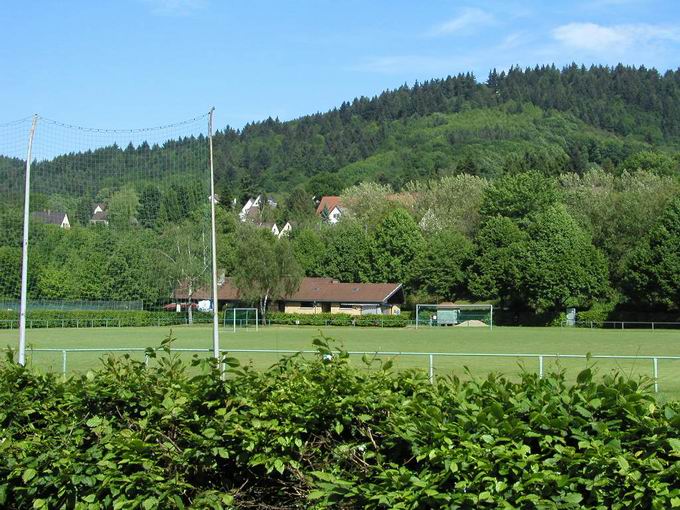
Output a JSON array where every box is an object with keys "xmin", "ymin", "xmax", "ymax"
[
  {"xmin": 188, "ymin": 284, "xmax": 193, "ymax": 325},
  {"xmin": 261, "ymin": 292, "xmax": 269, "ymax": 326}
]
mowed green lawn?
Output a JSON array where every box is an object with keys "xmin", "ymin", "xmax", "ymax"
[{"xmin": 2, "ymin": 324, "xmax": 679, "ymax": 399}]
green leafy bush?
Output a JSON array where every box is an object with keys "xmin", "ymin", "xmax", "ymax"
[
  {"xmin": 0, "ymin": 336, "xmax": 678, "ymax": 509},
  {"xmin": 577, "ymin": 302, "xmax": 616, "ymax": 326},
  {"xmin": 0, "ymin": 310, "xmax": 212, "ymax": 329},
  {"xmin": 267, "ymin": 311, "xmax": 409, "ymax": 327}
]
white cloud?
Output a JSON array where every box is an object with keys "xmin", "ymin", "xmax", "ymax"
[
  {"xmin": 553, "ymin": 22, "xmax": 680, "ymax": 52},
  {"xmin": 142, "ymin": 0, "xmax": 207, "ymax": 16},
  {"xmin": 429, "ymin": 8, "xmax": 495, "ymax": 36},
  {"xmin": 498, "ymin": 32, "xmax": 527, "ymax": 50}
]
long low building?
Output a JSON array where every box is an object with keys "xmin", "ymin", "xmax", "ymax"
[{"xmin": 178, "ymin": 277, "xmax": 404, "ymax": 316}]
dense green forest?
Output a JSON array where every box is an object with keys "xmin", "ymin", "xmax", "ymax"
[{"xmin": 1, "ymin": 64, "xmax": 680, "ymax": 322}]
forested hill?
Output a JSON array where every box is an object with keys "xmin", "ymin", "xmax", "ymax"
[
  {"xmin": 212, "ymin": 64, "xmax": 680, "ymax": 201},
  {"xmin": 3, "ymin": 64, "xmax": 680, "ymax": 203}
]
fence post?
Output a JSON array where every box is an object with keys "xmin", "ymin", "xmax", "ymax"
[
  {"xmin": 653, "ymin": 357, "xmax": 659, "ymax": 394},
  {"xmin": 428, "ymin": 354, "xmax": 434, "ymax": 384},
  {"xmin": 144, "ymin": 353, "xmax": 149, "ymax": 367},
  {"xmin": 538, "ymin": 355, "xmax": 544, "ymax": 379},
  {"xmin": 652, "ymin": 322, "xmax": 655, "ymax": 332},
  {"xmin": 62, "ymin": 350, "xmax": 67, "ymax": 381}
]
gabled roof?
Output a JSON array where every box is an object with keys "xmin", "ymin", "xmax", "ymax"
[
  {"xmin": 316, "ymin": 196, "xmax": 343, "ymax": 215},
  {"xmin": 91, "ymin": 210, "xmax": 109, "ymax": 222},
  {"xmin": 31, "ymin": 211, "xmax": 68, "ymax": 225},
  {"xmin": 178, "ymin": 277, "xmax": 403, "ymax": 304}
]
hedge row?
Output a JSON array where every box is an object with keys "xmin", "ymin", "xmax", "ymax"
[
  {"xmin": 0, "ymin": 310, "xmax": 410, "ymax": 329},
  {"xmin": 0, "ymin": 310, "xmax": 213, "ymax": 329},
  {"xmin": 0, "ymin": 334, "xmax": 678, "ymax": 508},
  {"xmin": 267, "ymin": 311, "xmax": 410, "ymax": 327}
]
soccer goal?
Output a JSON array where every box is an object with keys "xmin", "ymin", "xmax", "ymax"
[
  {"xmin": 415, "ymin": 303, "xmax": 493, "ymax": 330},
  {"xmin": 223, "ymin": 307, "xmax": 259, "ymax": 332}
]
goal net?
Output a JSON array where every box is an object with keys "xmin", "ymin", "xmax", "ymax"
[
  {"xmin": 223, "ymin": 307, "xmax": 259, "ymax": 331},
  {"xmin": 0, "ymin": 113, "xmax": 216, "ymax": 358},
  {"xmin": 415, "ymin": 303, "xmax": 493, "ymax": 329}
]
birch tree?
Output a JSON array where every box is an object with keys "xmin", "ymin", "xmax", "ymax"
[
  {"xmin": 160, "ymin": 222, "xmax": 211, "ymax": 325},
  {"xmin": 233, "ymin": 227, "xmax": 303, "ymax": 324}
]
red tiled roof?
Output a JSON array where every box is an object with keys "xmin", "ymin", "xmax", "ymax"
[
  {"xmin": 178, "ymin": 277, "xmax": 403, "ymax": 304},
  {"xmin": 315, "ymin": 196, "xmax": 343, "ymax": 215}
]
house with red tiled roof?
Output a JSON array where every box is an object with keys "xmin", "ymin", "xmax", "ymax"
[
  {"xmin": 315, "ymin": 196, "xmax": 344, "ymax": 224},
  {"xmin": 177, "ymin": 277, "xmax": 403, "ymax": 316}
]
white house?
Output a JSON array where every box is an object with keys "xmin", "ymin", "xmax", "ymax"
[
  {"xmin": 261, "ymin": 221, "xmax": 293, "ymax": 238},
  {"xmin": 240, "ymin": 195, "xmax": 277, "ymax": 221},
  {"xmin": 315, "ymin": 196, "xmax": 344, "ymax": 224},
  {"xmin": 278, "ymin": 221, "xmax": 293, "ymax": 237},
  {"xmin": 90, "ymin": 203, "xmax": 109, "ymax": 225}
]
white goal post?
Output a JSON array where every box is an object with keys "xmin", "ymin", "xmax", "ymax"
[
  {"xmin": 223, "ymin": 307, "xmax": 259, "ymax": 333},
  {"xmin": 415, "ymin": 303, "xmax": 493, "ymax": 330}
]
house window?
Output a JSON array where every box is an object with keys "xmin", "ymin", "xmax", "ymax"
[
  {"xmin": 339, "ymin": 303, "xmax": 355, "ymax": 310},
  {"xmin": 300, "ymin": 302, "xmax": 315, "ymax": 308}
]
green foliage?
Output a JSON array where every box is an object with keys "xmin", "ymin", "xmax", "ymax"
[
  {"xmin": 372, "ymin": 208, "xmax": 424, "ymax": 284},
  {"xmin": 291, "ymin": 228, "xmax": 325, "ymax": 276},
  {"xmin": 0, "ymin": 341, "xmax": 678, "ymax": 508},
  {"xmin": 522, "ymin": 205, "xmax": 610, "ymax": 312},
  {"xmin": 318, "ymin": 221, "xmax": 376, "ymax": 282},
  {"xmin": 623, "ymin": 151, "xmax": 679, "ymax": 176},
  {"xmin": 574, "ymin": 302, "xmax": 617, "ymax": 327},
  {"xmin": 480, "ymin": 171, "xmax": 559, "ymax": 221},
  {"xmin": 107, "ymin": 187, "xmax": 139, "ymax": 229},
  {"xmin": 233, "ymin": 227, "xmax": 304, "ymax": 322},
  {"xmin": 410, "ymin": 230, "xmax": 473, "ymax": 301},
  {"xmin": 407, "ymin": 174, "xmax": 488, "ymax": 236},
  {"xmin": 623, "ymin": 196, "xmax": 680, "ymax": 310},
  {"xmin": 0, "ymin": 310, "xmax": 211, "ymax": 329},
  {"xmin": 469, "ymin": 206, "xmax": 609, "ymax": 313},
  {"xmin": 560, "ymin": 169, "xmax": 680, "ymax": 279},
  {"xmin": 267, "ymin": 312, "xmax": 409, "ymax": 327},
  {"xmin": 468, "ymin": 216, "xmax": 528, "ymax": 304},
  {"xmin": 340, "ymin": 182, "xmax": 395, "ymax": 228}
]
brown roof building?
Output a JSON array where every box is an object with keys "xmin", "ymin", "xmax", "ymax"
[{"xmin": 177, "ymin": 277, "xmax": 403, "ymax": 316}]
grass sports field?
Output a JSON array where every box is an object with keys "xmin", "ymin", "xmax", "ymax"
[{"xmin": 2, "ymin": 324, "xmax": 679, "ymax": 400}]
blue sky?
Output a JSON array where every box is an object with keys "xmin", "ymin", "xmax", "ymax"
[{"xmin": 1, "ymin": 0, "xmax": 679, "ymax": 130}]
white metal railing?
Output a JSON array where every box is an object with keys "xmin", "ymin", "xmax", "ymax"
[
  {"xmin": 563, "ymin": 320, "xmax": 680, "ymax": 330},
  {"xmin": 10, "ymin": 348, "xmax": 680, "ymax": 394},
  {"xmin": 0, "ymin": 316, "xmax": 226, "ymax": 329}
]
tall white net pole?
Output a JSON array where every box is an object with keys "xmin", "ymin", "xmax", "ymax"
[
  {"xmin": 208, "ymin": 108, "xmax": 220, "ymax": 360},
  {"xmin": 18, "ymin": 114, "xmax": 38, "ymax": 366}
]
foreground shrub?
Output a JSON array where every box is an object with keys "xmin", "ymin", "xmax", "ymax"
[{"xmin": 0, "ymin": 335, "xmax": 678, "ymax": 509}]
